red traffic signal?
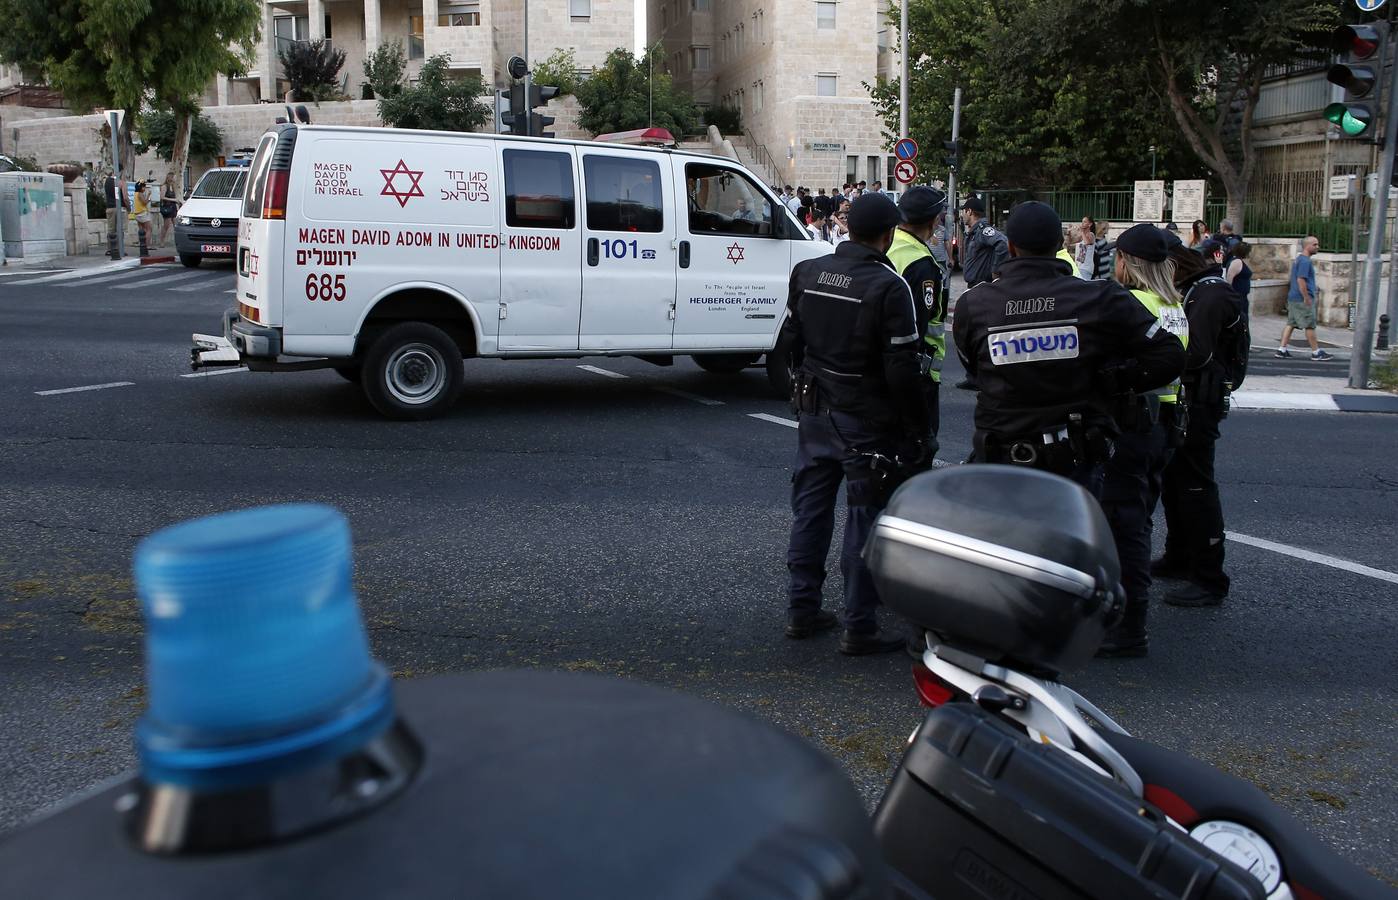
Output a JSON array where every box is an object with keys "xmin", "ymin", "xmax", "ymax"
[
  {"xmin": 1332, "ymin": 24, "xmax": 1384, "ymax": 59},
  {"xmin": 1328, "ymin": 62, "xmax": 1378, "ymax": 97}
]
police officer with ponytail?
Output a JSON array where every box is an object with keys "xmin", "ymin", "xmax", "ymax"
[
  {"xmin": 1151, "ymin": 238, "xmax": 1249, "ymax": 610},
  {"xmin": 953, "ymin": 203, "xmax": 1186, "ymax": 492},
  {"xmin": 780, "ymin": 193, "xmax": 931, "ymax": 655},
  {"xmin": 1096, "ymin": 225, "xmax": 1189, "ymax": 659}
]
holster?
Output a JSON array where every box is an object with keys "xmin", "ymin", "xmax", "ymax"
[
  {"xmin": 1110, "ymin": 391, "xmax": 1156, "ymax": 434},
  {"xmin": 791, "ymin": 369, "xmax": 821, "ymax": 415}
]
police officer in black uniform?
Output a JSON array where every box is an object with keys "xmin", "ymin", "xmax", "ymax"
[
  {"xmin": 1152, "ymin": 239, "xmax": 1248, "ymax": 608},
  {"xmin": 952, "ymin": 202, "xmax": 1186, "ymax": 492},
  {"xmin": 781, "ymin": 192, "xmax": 931, "ymax": 655}
]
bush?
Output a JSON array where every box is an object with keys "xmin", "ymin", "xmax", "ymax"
[
  {"xmin": 703, "ymin": 105, "xmax": 742, "ymax": 135},
  {"xmin": 531, "ymin": 48, "xmax": 580, "ymax": 96},
  {"xmin": 377, "ymin": 54, "xmax": 490, "ymax": 133},
  {"xmin": 363, "ymin": 41, "xmax": 406, "ymax": 100},
  {"xmin": 86, "ymin": 186, "xmax": 106, "ymax": 219},
  {"xmin": 279, "ymin": 38, "xmax": 349, "ymax": 102},
  {"xmin": 136, "ymin": 110, "xmax": 224, "ymax": 161}
]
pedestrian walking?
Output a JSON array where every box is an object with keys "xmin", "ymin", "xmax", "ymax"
[
  {"xmin": 1276, "ymin": 236, "xmax": 1333, "ymax": 360},
  {"xmin": 888, "ymin": 186, "xmax": 948, "ymax": 450},
  {"xmin": 951, "ymin": 202, "xmax": 1186, "ymax": 494},
  {"xmin": 1153, "ymin": 240, "xmax": 1250, "ymax": 609},
  {"xmin": 158, "ymin": 172, "xmax": 181, "ymax": 246},
  {"xmin": 1095, "ymin": 224, "xmax": 1189, "ymax": 659},
  {"xmin": 780, "ymin": 193, "xmax": 931, "ymax": 655},
  {"xmin": 959, "ymin": 197, "xmax": 1008, "ymax": 288},
  {"xmin": 131, "ymin": 180, "xmax": 155, "ymax": 257}
]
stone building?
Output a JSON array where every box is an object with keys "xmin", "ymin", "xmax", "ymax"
[{"xmin": 648, "ymin": 0, "xmax": 894, "ymax": 188}]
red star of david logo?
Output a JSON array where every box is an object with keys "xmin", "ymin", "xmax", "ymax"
[
  {"xmin": 380, "ymin": 159, "xmax": 425, "ymax": 207},
  {"xmin": 725, "ymin": 241, "xmax": 745, "ymax": 264}
]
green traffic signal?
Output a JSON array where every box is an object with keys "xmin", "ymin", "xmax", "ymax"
[{"xmin": 1325, "ymin": 102, "xmax": 1372, "ymax": 137}]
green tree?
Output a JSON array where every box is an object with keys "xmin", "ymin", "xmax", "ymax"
[
  {"xmin": 377, "ymin": 54, "xmax": 490, "ymax": 132},
  {"xmin": 1095, "ymin": 0, "xmax": 1338, "ymax": 228},
  {"xmin": 531, "ymin": 48, "xmax": 580, "ymax": 96},
  {"xmin": 0, "ymin": 0, "xmax": 257, "ymax": 194},
  {"xmin": 280, "ymin": 38, "xmax": 348, "ymax": 102},
  {"xmin": 137, "ymin": 109, "xmax": 224, "ymax": 161},
  {"xmin": 575, "ymin": 46, "xmax": 699, "ymax": 137},
  {"xmin": 362, "ymin": 41, "xmax": 407, "ymax": 100},
  {"xmin": 870, "ymin": 0, "xmax": 1197, "ymax": 192}
]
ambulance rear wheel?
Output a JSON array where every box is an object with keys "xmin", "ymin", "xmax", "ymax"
[
  {"xmin": 693, "ymin": 353, "xmax": 760, "ymax": 374},
  {"xmin": 362, "ymin": 322, "xmax": 464, "ymax": 420}
]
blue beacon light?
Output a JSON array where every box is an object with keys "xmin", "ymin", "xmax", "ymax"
[{"xmin": 128, "ymin": 504, "xmax": 418, "ymax": 852}]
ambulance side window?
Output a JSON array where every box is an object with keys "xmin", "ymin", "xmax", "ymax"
[
  {"xmin": 582, "ymin": 156, "xmax": 663, "ymax": 233},
  {"xmin": 683, "ymin": 163, "xmax": 773, "ymax": 238},
  {"xmin": 503, "ymin": 149, "xmax": 575, "ymax": 229}
]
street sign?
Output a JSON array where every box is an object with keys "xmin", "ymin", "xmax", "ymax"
[
  {"xmin": 1132, "ymin": 180, "xmax": 1165, "ymax": 222},
  {"xmin": 103, "ymin": 108, "xmax": 125, "ymax": 131},
  {"xmin": 1329, "ymin": 174, "xmax": 1356, "ymax": 200},
  {"xmin": 1171, "ymin": 179, "xmax": 1206, "ymax": 222},
  {"xmin": 893, "ymin": 159, "xmax": 919, "ymax": 185},
  {"xmin": 893, "ymin": 138, "xmax": 919, "ymax": 161},
  {"xmin": 1364, "ymin": 171, "xmax": 1398, "ymax": 200},
  {"xmin": 1355, "ymin": 0, "xmax": 1386, "ymax": 12}
]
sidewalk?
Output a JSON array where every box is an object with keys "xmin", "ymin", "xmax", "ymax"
[
  {"xmin": 0, "ymin": 248, "xmax": 173, "ymax": 275},
  {"xmin": 1248, "ymin": 311, "xmax": 1357, "ymax": 351}
]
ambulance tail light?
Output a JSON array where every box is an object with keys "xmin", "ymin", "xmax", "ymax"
[{"xmin": 262, "ymin": 170, "xmax": 289, "ymax": 220}]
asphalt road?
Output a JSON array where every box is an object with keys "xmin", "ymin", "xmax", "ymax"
[{"xmin": 1, "ymin": 261, "xmax": 1395, "ymax": 885}]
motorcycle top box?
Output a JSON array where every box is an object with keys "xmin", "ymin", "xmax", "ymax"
[{"xmin": 865, "ymin": 466, "xmax": 1123, "ymax": 675}]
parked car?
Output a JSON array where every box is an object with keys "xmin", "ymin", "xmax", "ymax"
[{"xmin": 175, "ymin": 167, "xmax": 248, "ymax": 268}]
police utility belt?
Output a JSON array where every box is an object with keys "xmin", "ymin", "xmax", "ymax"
[
  {"xmin": 979, "ymin": 414, "xmax": 1111, "ymax": 472},
  {"xmin": 790, "ymin": 357, "xmax": 932, "ymax": 419}
]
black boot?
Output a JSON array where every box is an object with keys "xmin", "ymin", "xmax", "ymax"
[{"xmin": 1096, "ymin": 600, "xmax": 1148, "ymax": 658}]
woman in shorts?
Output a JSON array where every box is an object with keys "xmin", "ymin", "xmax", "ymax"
[{"xmin": 158, "ymin": 173, "xmax": 180, "ymax": 246}]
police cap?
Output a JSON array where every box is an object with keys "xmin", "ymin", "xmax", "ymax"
[
  {"xmin": 1162, "ymin": 227, "xmax": 1183, "ymax": 249},
  {"xmin": 1115, "ymin": 223, "xmax": 1169, "ymax": 263},
  {"xmin": 846, "ymin": 192, "xmax": 904, "ymax": 236},
  {"xmin": 960, "ymin": 197, "xmax": 985, "ymax": 213},
  {"xmin": 899, "ymin": 186, "xmax": 946, "ymax": 224},
  {"xmin": 1004, "ymin": 201, "xmax": 1061, "ymax": 254}
]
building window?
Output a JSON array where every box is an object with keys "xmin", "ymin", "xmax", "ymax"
[
  {"xmin": 408, "ymin": 14, "xmax": 424, "ymax": 58},
  {"xmin": 816, "ymin": 1, "xmax": 836, "ymax": 30},
  {"xmin": 692, "ymin": 0, "xmax": 710, "ymax": 10},
  {"xmin": 504, "ymin": 149, "xmax": 575, "ymax": 229},
  {"xmin": 867, "ymin": 155, "xmax": 880, "ymax": 184},
  {"xmin": 662, "ymin": 6, "xmax": 669, "ymax": 27},
  {"xmin": 570, "ymin": 0, "xmax": 591, "ymax": 20},
  {"xmin": 817, "ymin": 74, "xmax": 837, "ymax": 96},
  {"xmin": 690, "ymin": 46, "xmax": 710, "ymax": 71},
  {"xmin": 846, "ymin": 155, "xmax": 857, "ymax": 185},
  {"xmin": 582, "ymin": 155, "xmax": 664, "ymax": 233},
  {"xmin": 439, "ymin": 0, "xmax": 480, "ymax": 25},
  {"xmin": 754, "ymin": 80, "xmax": 763, "ymax": 112}
]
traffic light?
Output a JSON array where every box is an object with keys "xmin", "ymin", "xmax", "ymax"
[
  {"xmin": 943, "ymin": 139, "xmax": 961, "ymax": 171},
  {"xmin": 494, "ymin": 89, "xmax": 510, "ymax": 133},
  {"xmin": 1326, "ymin": 23, "xmax": 1387, "ymax": 140},
  {"xmin": 528, "ymin": 83, "xmax": 560, "ymax": 138},
  {"xmin": 502, "ymin": 82, "xmax": 527, "ymax": 135}
]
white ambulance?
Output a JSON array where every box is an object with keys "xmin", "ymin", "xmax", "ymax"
[{"xmin": 205, "ymin": 123, "xmax": 831, "ymax": 419}]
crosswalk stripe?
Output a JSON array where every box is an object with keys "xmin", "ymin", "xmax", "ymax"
[
  {"xmin": 61, "ymin": 269, "xmax": 171, "ymax": 289},
  {"xmin": 112, "ymin": 271, "xmax": 205, "ymax": 290},
  {"xmin": 169, "ymin": 277, "xmax": 234, "ymax": 293}
]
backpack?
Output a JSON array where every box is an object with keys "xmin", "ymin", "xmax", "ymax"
[{"xmin": 1185, "ymin": 276, "xmax": 1250, "ymax": 391}]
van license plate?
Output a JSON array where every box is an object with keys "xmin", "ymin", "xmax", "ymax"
[{"xmin": 201, "ymin": 243, "xmax": 231, "ymax": 253}]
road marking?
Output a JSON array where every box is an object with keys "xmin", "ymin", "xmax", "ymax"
[
  {"xmin": 169, "ymin": 278, "xmax": 233, "ymax": 293},
  {"xmin": 653, "ymin": 386, "xmax": 724, "ymax": 406},
  {"xmin": 224, "ymin": 289, "xmax": 236, "ymax": 294},
  {"xmin": 748, "ymin": 412, "xmax": 799, "ymax": 428},
  {"xmin": 180, "ymin": 367, "xmax": 249, "ymax": 379},
  {"xmin": 4, "ymin": 260, "xmax": 140, "ymax": 285},
  {"xmin": 113, "ymin": 271, "xmax": 204, "ymax": 290},
  {"xmin": 1228, "ymin": 531, "xmax": 1398, "ymax": 586},
  {"xmin": 35, "ymin": 381, "xmax": 135, "ymax": 396},
  {"xmin": 577, "ymin": 365, "xmax": 627, "ymax": 379}
]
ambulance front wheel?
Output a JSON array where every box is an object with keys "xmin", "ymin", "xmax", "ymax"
[{"xmin": 361, "ymin": 322, "xmax": 465, "ymax": 420}]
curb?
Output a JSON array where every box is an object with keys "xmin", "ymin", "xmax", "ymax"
[
  {"xmin": 1232, "ymin": 391, "xmax": 1398, "ymax": 413},
  {"xmin": 140, "ymin": 255, "xmax": 176, "ymax": 265}
]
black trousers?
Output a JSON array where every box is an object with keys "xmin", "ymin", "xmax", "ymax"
[
  {"xmin": 786, "ymin": 410, "xmax": 896, "ymax": 634},
  {"xmin": 1100, "ymin": 418, "xmax": 1171, "ymax": 605},
  {"xmin": 1160, "ymin": 403, "xmax": 1229, "ymax": 595}
]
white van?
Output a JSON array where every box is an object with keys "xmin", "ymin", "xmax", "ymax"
[
  {"xmin": 207, "ymin": 123, "xmax": 831, "ymax": 419},
  {"xmin": 175, "ymin": 167, "xmax": 248, "ymax": 268}
]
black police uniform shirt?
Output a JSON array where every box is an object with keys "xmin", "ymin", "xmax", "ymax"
[
  {"xmin": 780, "ymin": 241, "xmax": 930, "ymax": 436},
  {"xmin": 1178, "ymin": 264, "xmax": 1247, "ymax": 398},
  {"xmin": 962, "ymin": 219, "xmax": 1009, "ymax": 286},
  {"xmin": 952, "ymin": 254, "xmax": 1187, "ymax": 437}
]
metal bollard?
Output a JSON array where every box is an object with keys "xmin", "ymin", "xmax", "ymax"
[{"xmin": 1378, "ymin": 313, "xmax": 1391, "ymax": 351}]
